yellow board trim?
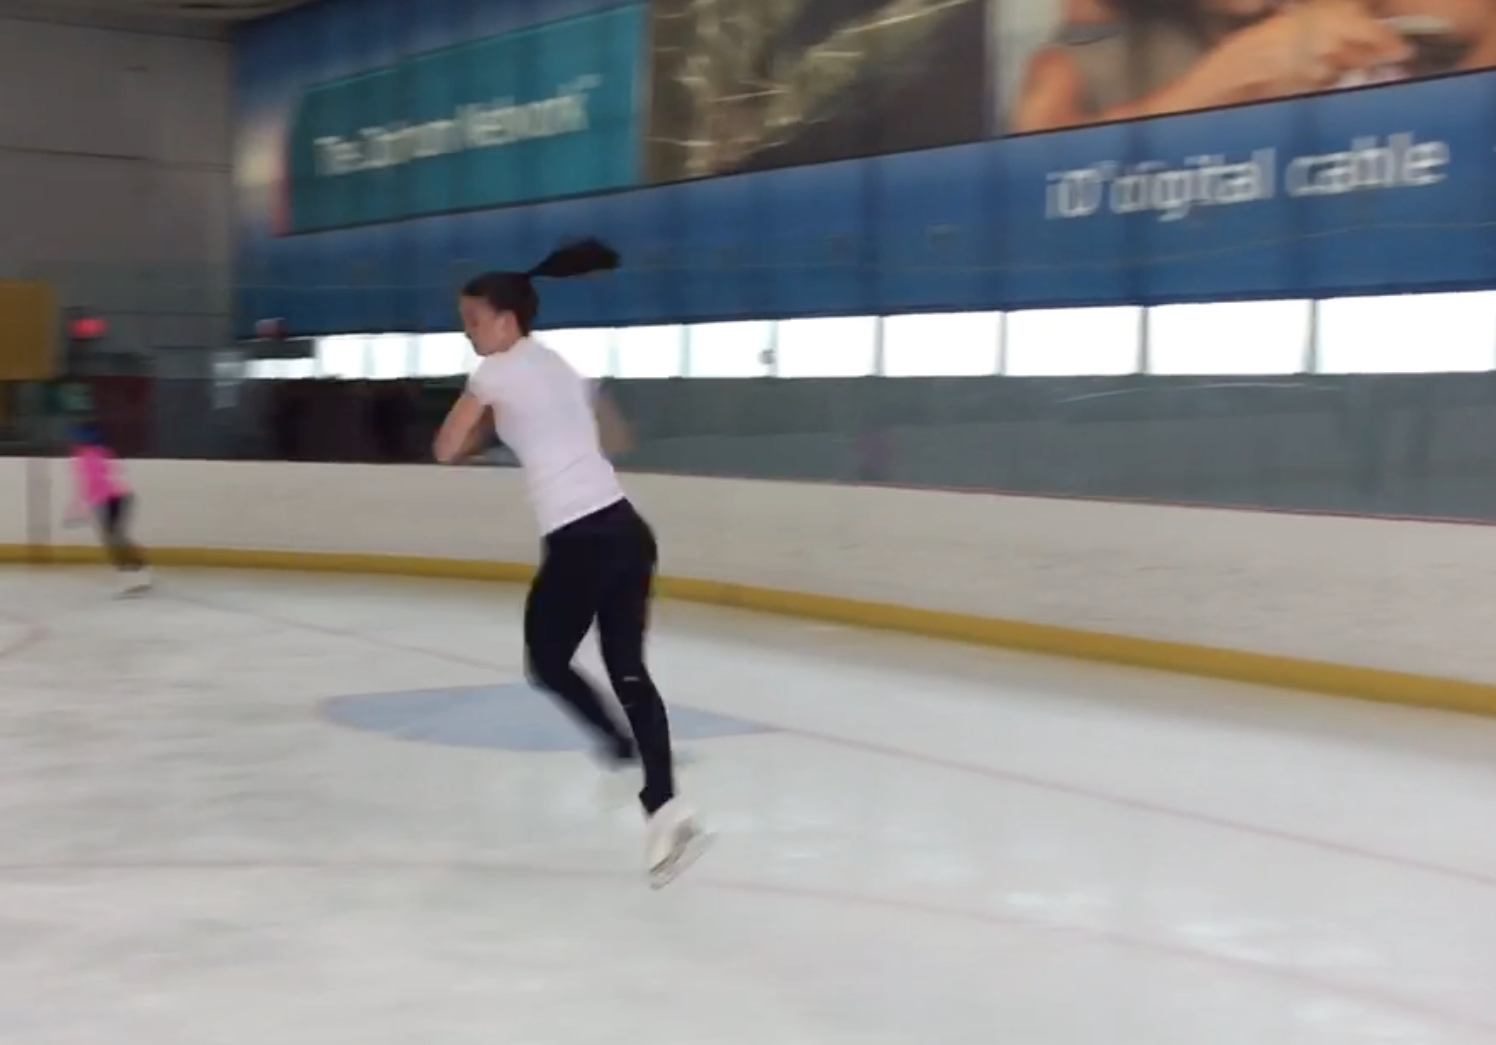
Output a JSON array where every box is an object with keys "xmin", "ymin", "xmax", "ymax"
[{"xmin": 5, "ymin": 542, "xmax": 1494, "ymax": 718}]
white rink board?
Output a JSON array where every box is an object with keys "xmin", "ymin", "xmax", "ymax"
[
  {"xmin": 0, "ymin": 458, "xmax": 25, "ymax": 547},
  {"xmin": 8, "ymin": 456, "xmax": 1496, "ymax": 684}
]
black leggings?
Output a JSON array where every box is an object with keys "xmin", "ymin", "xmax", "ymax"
[
  {"xmin": 524, "ymin": 498, "xmax": 675, "ymax": 815},
  {"xmin": 97, "ymin": 495, "xmax": 147, "ymax": 571}
]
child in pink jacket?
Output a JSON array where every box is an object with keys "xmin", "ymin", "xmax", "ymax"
[{"xmin": 68, "ymin": 424, "xmax": 151, "ymax": 594}]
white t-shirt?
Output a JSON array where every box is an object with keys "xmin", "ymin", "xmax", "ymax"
[{"xmin": 466, "ymin": 337, "xmax": 625, "ymax": 535}]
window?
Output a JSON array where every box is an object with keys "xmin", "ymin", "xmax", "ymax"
[
  {"xmin": 315, "ymin": 335, "xmax": 372, "ymax": 379},
  {"xmin": 413, "ymin": 332, "xmax": 473, "ymax": 377},
  {"xmin": 1317, "ymin": 292, "xmax": 1496, "ymax": 373},
  {"xmin": 615, "ymin": 325, "xmax": 684, "ymax": 378},
  {"xmin": 775, "ymin": 316, "xmax": 878, "ymax": 378},
  {"xmin": 1004, "ymin": 306, "xmax": 1142, "ymax": 376},
  {"xmin": 537, "ymin": 327, "xmax": 613, "ymax": 378},
  {"xmin": 273, "ymin": 293, "xmax": 1496, "ymax": 383},
  {"xmin": 367, "ymin": 334, "xmax": 417, "ymax": 380},
  {"xmin": 686, "ymin": 321, "xmax": 773, "ymax": 378},
  {"xmin": 1148, "ymin": 300, "xmax": 1309, "ymax": 375},
  {"xmin": 246, "ymin": 356, "xmax": 317, "ymax": 380},
  {"xmin": 882, "ymin": 312, "xmax": 1001, "ymax": 376}
]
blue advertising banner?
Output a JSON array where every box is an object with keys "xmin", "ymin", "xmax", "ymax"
[
  {"xmin": 232, "ymin": 0, "xmax": 1496, "ymax": 334},
  {"xmin": 995, "ymin": 72, "xmax": 1496, "ymax": 306},
  {"xmin": 280, "ymin": 5, "xmax": 646, "ymax": 234}
]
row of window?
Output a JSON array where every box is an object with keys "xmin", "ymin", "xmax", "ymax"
[{"xmin": 244, "ymin": 291, "xmax": 1496, "ymax": 380}]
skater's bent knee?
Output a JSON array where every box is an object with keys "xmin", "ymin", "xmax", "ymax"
[
  {"xmin": 525, "ymin": 649, "xmax": 574, "ymax": 693},
  {"xmin": 600, "ymin": 643, "xmax": 646, "ymax": 681},
  {"xmin": 524, "ymin": 652, "xmax": 555, "ymax": 689},
  {"xmin": 605, "ymin": 664, "xmax": 655, "ymax": 698}
]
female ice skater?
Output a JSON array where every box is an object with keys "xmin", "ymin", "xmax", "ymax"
[
  {"xmin": 433, "ymin": 239, "xmax": 710, "ymax": 888},
  {"xmin": 66, "ymin": 423, "xmax": 152, "ymax": 595}
]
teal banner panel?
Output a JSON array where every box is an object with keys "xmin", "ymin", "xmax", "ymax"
[{"xmin": 284, "ymin": 4, "xmax": 646, "ymax": 233}]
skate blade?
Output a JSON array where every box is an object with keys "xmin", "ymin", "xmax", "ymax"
[{"xmin": 649, "ymin": 826, "xmax": 715, "ymax": 890}]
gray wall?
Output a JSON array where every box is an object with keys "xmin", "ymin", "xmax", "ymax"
[
  {"xmin": 133, "ymin": 371, "xmax": 1496, "ymax": 524},
  {"xmin": 0, "ymin": 0, "xmax": 232, "ymax": 352},
  {"xmin": 606, "ymin": 373, "xmax": 1496, "ymax": 522}
]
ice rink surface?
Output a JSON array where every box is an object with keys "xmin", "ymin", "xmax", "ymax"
[{"xmin": 2, "ymin": 565, "xmax": 1496, "ymax": 1044}]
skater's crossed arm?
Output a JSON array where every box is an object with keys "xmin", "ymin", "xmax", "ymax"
[{"xmin": 433, "ymin": 392, "xmax": 490, "ymax": 464}]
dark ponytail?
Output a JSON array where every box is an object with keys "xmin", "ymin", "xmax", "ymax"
[
  {"xmin": 461, "ymin": 237, "xmax": 620, "ymax": 335},
  {"xmin": 526, "ymin": 237, "xmax": 621, "ymax": 280}
]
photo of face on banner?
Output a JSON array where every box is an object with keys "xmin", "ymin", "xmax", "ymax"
[
  {"xmin": 996, "ymin": 0, "xmax": 1496, "ymax": 134},
  {"xmin": 644, "ymin": 0, "xmax": 993, "ymax": 182}
]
